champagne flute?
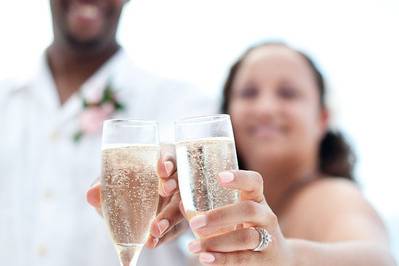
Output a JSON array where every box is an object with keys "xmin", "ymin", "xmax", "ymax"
[
  {"xmin": 175, "ymin": 114, "xmax": 239, "ymax": 237},
  {"xmin": 101, "ymin": 119, "xmax": 160, "ymax": 266}
]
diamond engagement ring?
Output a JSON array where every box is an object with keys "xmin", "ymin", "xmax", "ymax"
[{"xmin": 252, "ymin": 227, "xmax": 272, "ymax": 252}]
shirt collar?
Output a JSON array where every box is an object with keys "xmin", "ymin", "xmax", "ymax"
[
  {"xmin": 12, "ymin": 47, "xmax": 129, "ymax": 96},
  {"xmin": 21, "ymin": 48, "xmax": 130, "ymax": 124}
]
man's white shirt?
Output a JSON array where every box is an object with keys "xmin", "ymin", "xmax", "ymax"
[{"xmin": 0, "ymin": 49, "xmax": 215, "ymax": 266}]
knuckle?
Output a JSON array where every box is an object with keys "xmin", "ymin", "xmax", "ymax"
[
  {"xmin": 252, "ymin": 171, "xmax": 264, "ymax": 186},
  {"xmin": 242, "ymin": 200, "xmax": 259, "ymax": 217},
  {"xmin": 265, "ymin": 211, "xmax": 278, "ymax": 227},
  {"xmin": 208, "ymin": 209, "xmax": 224, "ymax": 224},
  {"xmin": 200, "ymin": 238, "xmax": 211, "ymax": 250}
]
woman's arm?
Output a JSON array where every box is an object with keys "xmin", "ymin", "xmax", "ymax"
[
  {"xmin": 286, "ymin": 179, "xmax": 395, "ymax": 266},
  {"xmin": 290, "ymin": 240, "xmax": 396, "ymax": 266},
  {"xmin": 185, "ymin": 171, "xmax": 396, "ymax": 266}
]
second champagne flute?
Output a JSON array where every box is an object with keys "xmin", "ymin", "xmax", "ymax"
[{"xmin": 175, "ymin": 114, "xmax": 239, "ymax": 237}]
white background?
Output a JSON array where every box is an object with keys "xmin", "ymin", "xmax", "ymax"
[{"xmin": 1, "ymin": 0, "xmax": 398, "ymax": 261}]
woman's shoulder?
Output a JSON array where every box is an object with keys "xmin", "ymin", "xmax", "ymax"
[
  {"xmin": 286, "ymin": 177, "xmax": 364, "ymax": 214},
  {"xmin": 282, "ymin": 177, "xmax": 387, "ymax": 242},
  {"xmin": 302, "ymin": 177, "xmax": 361, "ymax": 200}
]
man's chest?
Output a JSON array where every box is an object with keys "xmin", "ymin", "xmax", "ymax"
[{"xmin": 0, "ymin": 97, "xmax": 103, "ymax": 212}]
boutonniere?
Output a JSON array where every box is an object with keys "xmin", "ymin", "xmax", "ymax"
[{"xmin": 73, "ymin": 83, "xmax": 125, "ymax": 143}]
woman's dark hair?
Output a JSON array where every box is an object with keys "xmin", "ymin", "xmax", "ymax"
[{"xmin": 221, "ymin": 41, "xmax": 356, "ymax": 180}]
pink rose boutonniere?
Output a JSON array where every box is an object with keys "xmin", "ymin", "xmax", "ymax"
[{"xmin": 73, "ymin": 84, "xmax": 124, "ymax": 143}]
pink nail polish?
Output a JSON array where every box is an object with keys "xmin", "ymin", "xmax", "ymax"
[
  {"xmin": 152, "ymin": 237, "xmax": 159, "ymax": 247},
  {"xmin": 188, "ymin": 240, "xmax": 201, "ymax": 253},
  {"xmin": 157, "ymin": 219, "xmax": 170, "ymax": 235},
  {"xmin": 219, "ymin": 171, "xmax": 234, "ymax": 184},
  {"xmin": 164, "ymin": 161, "xmax": 174, "ymax": 176},
  {"xmin": 190, "ymin": 215, "xmax": 207, "ymax": 230},
  {"xmin": 199, "ymin": 253, "xmax": 215, "ymax": 263}
]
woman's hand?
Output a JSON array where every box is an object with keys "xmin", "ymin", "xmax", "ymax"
[
  {"xmin": 186, "ymin": 170, "xmax": 293, "ymax": 266},
  {"xmin": 86, "ymin": 144, "xmax": 186, "ymax": 249}
]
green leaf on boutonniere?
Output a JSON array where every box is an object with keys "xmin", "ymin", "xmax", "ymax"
[
  {"xmin": 73, "ymin": 131, "xmax": 83, "ymax": 143},
  {"xmin": 114, "ymin": 101, "xmax": 125, "ymax": 111},
  {"xmin": 102, "ymin": 86, "xmax": 114, "ymax": 103},
  {"xmin": 73, "ymin": 81, "xmax": 125, "ymax": 144},
  {"xmin": 82, "ymin": 99, "xmax": 89, "ymax": 108}
]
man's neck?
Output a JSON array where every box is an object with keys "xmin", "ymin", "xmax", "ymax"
[{"xmin": 47, "ymin": 42, "xmax": 120, "ymax": 105}]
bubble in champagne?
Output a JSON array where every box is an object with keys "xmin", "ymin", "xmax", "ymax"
[
  {"xmin": 176, "ymin": 137, "xmax": 239, "ymax": 235},
  {"xmin": 101, "ymin": 144, "xmax": 160, "ymax": 265}
]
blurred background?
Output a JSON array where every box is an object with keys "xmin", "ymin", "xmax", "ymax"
[{"xmin": 1, "ymin": 0, "xmax": 398, "ymax": 261}]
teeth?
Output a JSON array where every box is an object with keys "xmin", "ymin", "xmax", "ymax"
[
  {"xmin": 253, "ymin": 125, "xmax": 279, "ymax": 137},
  {"xmin": 80, "ymin": 5, "xmax": 99, "ymax": 18},
  {"xmin": 71, "ymin": 3, "xmax": 100, "ymax": 19}
]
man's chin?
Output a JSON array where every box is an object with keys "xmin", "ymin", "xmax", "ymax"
[{"xmin": 65, "ymin": 33, "xmax": 104, "ymax": 52}]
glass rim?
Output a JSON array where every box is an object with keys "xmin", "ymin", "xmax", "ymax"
[
  {"xmin": 104, "ymin": 118, "xmax": 158, "ymax": 127},
  {"xmin": 175, "ymin": 114, "xmax": 231, "ymax": 126}
]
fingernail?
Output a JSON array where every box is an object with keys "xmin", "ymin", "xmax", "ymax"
[
  {"xmin": 152, "ymin": 237, "xmax": 159, "ymax": 247},
  {"xmin": 157, "ymin": 219, "xmax": 170, "ymax": 236},
  {"xmin": 188, "ymin": 240, "xmax": 201, "ymax": 253},
  {"xmin": 190, "ymin": 215, "xmax": 207, "ymax": 230},
  {"xmin": 164, "ymin": 161, "xmax": 174, "ymax": 176},
  {"xmin": 163, "ymin": 179, "xmax": 177, "ymax": 194},
  {"xmin": 219, "ymin": 171, "xmax": 234, "ymax": 184},
  {"xmin": 199, "ymin": 253, "xmax": 215, "ymax": 263}
]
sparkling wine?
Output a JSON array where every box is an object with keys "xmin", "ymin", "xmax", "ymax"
[
  {"xmin": 101, "ymin": 144, "xmax": 160, "ymax": 266},
  {"xmin": 176, "ymin": 137, "xmax": 239, "ymax": 235}
]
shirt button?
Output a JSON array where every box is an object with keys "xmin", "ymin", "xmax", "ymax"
[
  {"xmin": 37, "ymin": 244, "xmax": 48, "ymax": 257},
  {"xmin": 49, "ymin": 131, "xmax": 60, "ymax": 141},
  {"xmin": 43, "ymin": 190, "xmax": 55, "ymax": 200}
]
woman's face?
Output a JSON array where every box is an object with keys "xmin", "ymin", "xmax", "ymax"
[{"xmin": 229, "ymin": 46, "xmax": 328, "ymax": 167}]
